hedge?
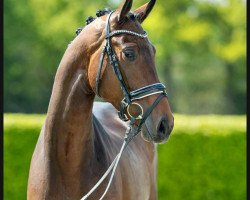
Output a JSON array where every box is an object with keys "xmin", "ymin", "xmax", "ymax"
[{"xmin": 4, "ymin": 114, "xmax": 246, "ymax": 200}]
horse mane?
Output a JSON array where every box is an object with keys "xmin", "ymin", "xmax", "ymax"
[
  {"xmin": 75, "ymin": 8, "xmax": 138, "ymax": 36},
  {"xmin": 75, "ymin": 8, "xmax": 112, "ymax": 36}
]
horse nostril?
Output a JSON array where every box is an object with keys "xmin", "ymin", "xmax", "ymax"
[{"xmin": 157, "ymin": 117, "xmax": 168, "ymax": 135}]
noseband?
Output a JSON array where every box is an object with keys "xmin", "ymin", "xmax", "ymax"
[
  {"xmin": 95, "ymin": 11, "xmax": 167, "ymax": 123},
  {"xmin": 81, "ymin": 11, "xmax": 168, "ymax": 200}
]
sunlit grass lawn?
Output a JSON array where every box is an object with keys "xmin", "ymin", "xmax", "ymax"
[{"xmin": 4, "ymin": 114, "xmax": 246, "ymax": 200}]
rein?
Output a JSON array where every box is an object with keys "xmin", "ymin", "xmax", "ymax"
[{"xmin": 81, "ymin": 11, "xmax": 167, "ymax": 200}]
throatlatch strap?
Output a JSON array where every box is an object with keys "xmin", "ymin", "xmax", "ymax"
[{"xmin": 96, "ymin": 45, "xmax": 107, "ymax": 96}]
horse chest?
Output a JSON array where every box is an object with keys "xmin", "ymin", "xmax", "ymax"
[
  {"xmin": 121, "ymin": 150, "xmax": 152, "ymax": 200},
  {"xmin": 102, "ymin": 142, "xmax": 155, "ymax": 200},
  {"xmin": 92, "ymin": 109, "xmax": 156, "ymax": 199}
]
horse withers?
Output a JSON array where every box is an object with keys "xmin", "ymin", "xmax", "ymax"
[{"xmin": 27, "ymin": 0, "xmax": 174, "ymax": 199}]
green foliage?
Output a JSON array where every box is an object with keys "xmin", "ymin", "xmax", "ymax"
[
  {"xmin": 4, "ymin": 114, "xmax": 246, "ymax": 200},
  {"xmin": 141, "ymin": 0, "xmax": 246, "ymax": 114},
  {"xmin": 157, "ymin": 133, "xmax": 246, "ymax": 200},
  {"xmin": 4, "ymin": 0, "xmax": 246, "ymax": 114}
]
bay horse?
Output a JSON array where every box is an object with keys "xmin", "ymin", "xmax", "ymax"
[{"xmin": 27, "ymin": 0, "xmax": 174, "ymax": 199}]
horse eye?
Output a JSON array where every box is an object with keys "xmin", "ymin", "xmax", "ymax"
[{"xmin": 123, "ymin": 49, "xmax": 136, "ymax": 61}]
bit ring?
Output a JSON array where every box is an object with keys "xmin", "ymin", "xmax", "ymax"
[{"xmin": 127, "ymin": 102, "xmax": 144, "ymax": 120}]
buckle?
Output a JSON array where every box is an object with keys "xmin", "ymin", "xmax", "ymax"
[
  {"xmin": 118, "ymin": 99, "xmax": 129, "ymax": 121},
  {"xmin": 118, "ymin": 111, "xmax": 129, "ymax": 121}
]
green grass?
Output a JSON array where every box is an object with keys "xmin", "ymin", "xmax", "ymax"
[{"xmin": 4, "ymin": 114, "xmax": 246, "ymax": 200}]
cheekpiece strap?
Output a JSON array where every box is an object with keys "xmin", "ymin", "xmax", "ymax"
[{"xmin": 105, "ymin": 12, "xmax": 131, "ymax": 104}]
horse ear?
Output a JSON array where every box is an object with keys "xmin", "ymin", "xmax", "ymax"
[
  {"xmin": 133, "ymin": 0, "xmax": 156, "ymax": 23},
  {"xmin": 117, "ymin": 0, "xmax": 133, "ymax": 23}
]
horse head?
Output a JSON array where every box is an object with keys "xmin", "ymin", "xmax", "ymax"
[{"xmin": 80, "ymin": 0, "xmax": 174, "ymax": 143}]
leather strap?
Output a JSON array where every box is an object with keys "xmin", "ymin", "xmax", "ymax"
[
  {"xmin": 95, "ymin": 45, "xmax": 107, "ymax": 96},
  {"xmin": 95, "ymin": 11, "xmax": 168, "ymax": 122}
]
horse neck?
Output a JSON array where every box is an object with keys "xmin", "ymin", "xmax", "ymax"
[{"xmin": 44, "ymin": 31, "xmax": 100, "ymax": 176}]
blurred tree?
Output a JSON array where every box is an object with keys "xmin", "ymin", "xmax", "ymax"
[
  {"xmin": 141, "ymin": 0, "xmax": 246, "ymax": 114},
  {"xmin": 4, "ymin": 0, "xmax": 107, "ymax": 113},
  {"xmin": 4, "ymin": 0, "xmax": 246, "ymax": 114}
]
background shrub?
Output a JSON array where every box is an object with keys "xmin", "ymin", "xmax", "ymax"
[{"xmin": 4, "ymin": 114, "xmax": 246, "ymax": 200}]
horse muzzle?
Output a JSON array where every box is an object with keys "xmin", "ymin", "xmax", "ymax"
[{"xmin": 141, "ymin": 115, "xmax": 174, "ymax": 143}]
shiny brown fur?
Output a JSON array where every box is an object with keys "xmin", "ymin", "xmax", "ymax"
[{"xmin": 27, "ymin": 0, "xmax": 174, "ymax": 199}]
